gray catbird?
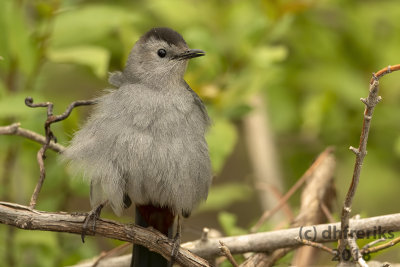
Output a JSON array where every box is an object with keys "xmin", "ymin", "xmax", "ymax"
[{"xmin": 62, "ymin": 27, "xmax": 212, "ymax": 266}]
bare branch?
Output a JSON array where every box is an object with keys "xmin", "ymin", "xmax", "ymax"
[
  {"xmin": 0, "ymin": 202, "xmax": 209, "ymax": 267},
  {"xmin": 24, "ymin": 97, "xmax": 96, "ymax": 208},
  {"xmin": 92, "ymin": 243, "xmax": 131, "ymax": 267},
  {"xmin": 219, "ymin": 241, "xmax": 239, "ymax": 267},
  {"xmin": 70, "ymin": 255, "xmax": 131, "ymax": 267},
  {"xmin": 244, "ymin": 147, "xmax": 336, "ymax": 266},
  {"xmin": 320, "ymin": 202, "xmax": 335, "ymax": 224},
  {"xmin": 361, "ymin": 236, "xmax": 400, "ymax": 255},
  {"xmin": 2, "ymin": 201, "xmax": 400, "ymax": 265},
  {"xmin": 252, "ymin": 147, "xmax": 335, "ymax": 232},
  {"xmin": 184, "ymin": 213, "xmax": 400, "ymax": 258},
  {"xmin": 369, "ymin": 64, "xmax": 400, "ymax": 84},
  {"xmin": 0, "ymin": 123, "xmax": 64, "ymax": 152},
  {"xmin": 362, "ymin": 238, "xmax": 386, "ymax": 250},
  {"xmin": 295, "ymin": 237, "xmax": 337, "ymax": 255},
  {"xmin": 339, "ymin": 79, "xmax": 381, "ymax": 257},
  {"xmin": 347, "ymin": 237, "xmax": 364, "ymax": 265},
  {"xmin": 240, "ymin": 252, "xmax": 272, "ymax": 267}
]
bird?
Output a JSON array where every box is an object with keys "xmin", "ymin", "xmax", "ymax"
[{"xmin": 62, "ymin": 27, "xmax": 213, "ymax": 267}]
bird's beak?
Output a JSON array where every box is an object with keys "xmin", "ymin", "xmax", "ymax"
[{"xmin": 174, "ymin": 49, "xmax": 206, "ymax": 60}]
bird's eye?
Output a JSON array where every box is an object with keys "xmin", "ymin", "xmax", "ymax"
[{"xmin": 157, "ymin": 49, "xmax": 167, "ymax": 58}]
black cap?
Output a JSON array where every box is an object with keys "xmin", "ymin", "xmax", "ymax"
[{"xmin": 141, "ymin": 27, "xmax": 187, "ymax": 47}]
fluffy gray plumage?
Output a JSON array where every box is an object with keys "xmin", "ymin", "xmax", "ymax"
[{"xmin": 62, "ymin": 27, "xmax": 212, "ymax": 217}]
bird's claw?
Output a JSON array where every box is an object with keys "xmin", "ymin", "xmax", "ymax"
[
  {"xmin": 81, "ymin": 203, "xmax": 105, "ymax": 243},
  {"xmin": 169, "ymin": 225, "xmax": 181, "ymax": 266}
]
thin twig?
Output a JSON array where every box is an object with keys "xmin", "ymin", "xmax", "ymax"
[
  {"xmin": 295, "ymin": 237, "xmax": 337, "ymax": 255},
  {"xmin": 24, "ymin": 97, "xmax": 96, "ymax": 208},
  {"xmin": 0, "ymin": 123, "xmax": 65, "ymax": 152},
  {"xmin": 92, "ymin": 242, "xmax": 132, "ymax": 267},
  {"xmin": 201, "ymin": 228, "xmax": 210, "ymax": 242},
  {"xmin": 256, "ymin": 182, "xmax": 294, "ymax": 222},
  {"xmin": 251, "ymin": 147, "xmax": 335, "ymax": 232},
  {"xmin": 361, "ymin": 237, "xmax": 386, "ymax": 250},
  {"xmin": 244, "ymin": 147, "xmax": 336, "ymax": 266},
  {"xmin": 339, "ymin": 78, "xmax": 381, "ymax": 258},
  {"xmin": 361, "ymin": 236, "xmax": 400, "ymax": 255},
  {"xmin": 219, "ymin": 241, "xmax": 239, "ymax": 267},
  {"xmin": 320, "ymin": 202, "xmax": 335, "ymax": 224},
  {"xmin": 369, "ymin": 64, "xmax": 400, "ymax": 84}
]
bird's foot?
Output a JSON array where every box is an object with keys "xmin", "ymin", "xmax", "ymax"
[
  {"xmin": 169, "ymin": 232, "xmax": 181, "ymax": 266},
  {"xmin": 169, "ymin": 216, "xmax": 181, "ymax": 267},
  {"xmin": 81, "ymin": 202, "xmax": 106, "ymax": 243}
]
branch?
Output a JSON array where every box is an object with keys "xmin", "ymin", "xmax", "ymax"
[
  {"xmin": 0, "ymin": 202, "xmax": 209, "ymax": 267},
  {"xmin": 0, "ymin": 123, "xmax": 65, "ymax": 153},
  {"xmin": 369, "ymin": 64, "xmax": 400, "ymax": 84},
  {"xmin": 171, "ymin": 212, "xmax": 400, "ymax": 258},
  {"xmin": 24, "ymin": 97, "xmax": 96, "ymax": 208},
  {"xmin": 1, "ymin": 201, "xmax": 400, "ymax": 265},
  {"xmin": 362, "ymin": 236, "xmax": 400, "ymax": 255},
  {"xmin": 219, "ymin": 241, "xmax": 239, "ymax": 267},
  {"xmin": 339, "ymin": 76, "xmax": 382, "ymax": 257},
  {"xmin": 348, "ymin": 237, "xmax": 368, "ymax": 267},
  {"xmin": 251, "ymin": 147, "xmax": 335, "ymax": 232},
  {"xmin": 295, "ymin": 237, "xmax": 337, "ymax": 256},
  {"xmin": 243, "ymin": 147, "xmax": 336, "ymax": 266}
]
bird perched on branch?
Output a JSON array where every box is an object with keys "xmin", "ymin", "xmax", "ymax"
[{"xmin": 62, "ymin": 27, "xmax": 212, "ymax": 266}]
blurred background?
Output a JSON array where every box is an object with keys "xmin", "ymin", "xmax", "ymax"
[{"xmin": 1, "ymin": 0, "xmax": 400, "ymax": 266}]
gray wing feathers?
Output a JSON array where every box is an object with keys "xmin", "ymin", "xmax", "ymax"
[{"xmin": 185, "ymin": 82, "xmax": 211, "ymax": 126}]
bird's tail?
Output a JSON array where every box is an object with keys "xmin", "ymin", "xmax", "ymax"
[{"xmin": 131, "ymin": 204, "xmax": 175, "ymax": 267}]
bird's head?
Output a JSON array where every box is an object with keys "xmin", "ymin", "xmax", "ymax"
[{"xmin": 123, "ymin": 27, "xmax": 205, "ymax": 87}]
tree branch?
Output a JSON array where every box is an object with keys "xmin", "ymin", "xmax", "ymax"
[
  {"xmin": 362, "ymin": 236, "xmax": 400, "ymax": 255},
  {"xmin": 0, "ymin": 123, "xmax": 64, "ymax": 153},
  {"xmin": 219, "ymin": 241, "xmax": 239, "ymax": 267},
  {"xmin": 0, "ymin": 201, "xmax": 209, "ymax": 267},
  {"xmin": 369, "ymin": 64, "xmax": 400, "ymax": 84},
  {"xmin": 251, "ymin": 147, "xmax": 335, "ymax": 232},
  {"xmin": 339, "ymin": 76, "xmax": 382, "ymax": 258},
  {"xmin": 1, "ymin": 202, "xmax": 400, "ymax": 266},
  {"xmin": 5, "ymin": 201, "xmax": 400, "ymax": 256},
  {"xmin": 24, "ymin": 97, "xmax": 96, "ymax": 208},
  {"xmin": 244, "ymin": 147, "xmax": 336, "ymax": 266}
]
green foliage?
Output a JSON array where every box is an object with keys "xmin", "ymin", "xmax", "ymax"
[{"xmin": 1, "ymin": 0, "xmax": 400, "ymax": 265}]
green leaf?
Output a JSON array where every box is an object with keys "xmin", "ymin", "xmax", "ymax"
[
  {"xmin": 206, "ymin": 117, "xmax": 238, "ymax": 173},
  {"xmin": 47, "ymin": 46, "xmax": 110, "ymax": 78}
]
